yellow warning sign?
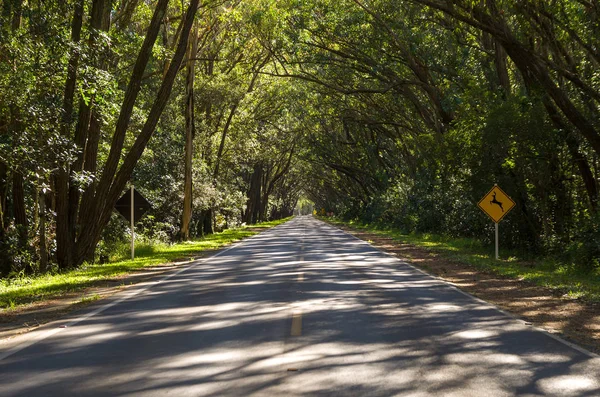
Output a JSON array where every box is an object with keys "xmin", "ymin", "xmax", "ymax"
[{"xmin": 478, "ymin": 185, "xmax": 515, "ymax": 223}]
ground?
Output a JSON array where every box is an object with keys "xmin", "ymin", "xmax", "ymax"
[
  {"xmin": 2, "ymin": 223, "xmax": 600, "ymax": 357},
  {"xmin": 334, "ymin": 224, "xmax": 600, "ymax": 355},
  {"xmin": 0, "ymin": 255, "xmax": 211, "ymax": 341}
]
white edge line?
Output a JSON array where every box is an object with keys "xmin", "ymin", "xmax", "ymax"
[
  {"xmin": 0, "ymin": 221, "xmax": 292, "ymax": 363},
  {"xmin": 320, "ymin": 219, "xmax": 599, "ymax": 359}
]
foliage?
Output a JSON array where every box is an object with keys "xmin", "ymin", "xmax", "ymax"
[
  {"xmin": 1, "ymin": 0, "xmax": 599, "ymax": 278},
  {"xmin": 271, "ymin": 0, "xmax": 600, "ymax": 273}
]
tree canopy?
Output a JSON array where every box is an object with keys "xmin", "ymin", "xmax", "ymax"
[{"xmin": 0, "ymin": 0, "xmax": 598, "ymax": 275}]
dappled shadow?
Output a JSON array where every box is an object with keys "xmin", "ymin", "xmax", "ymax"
[
  {"xmin": 337, "ymin": 224, "xmax": 600, "ymax": 355},
  {"xmin": 0, "ymin": 217, "xmax": 599, "ymax": 396},
  {"xmin": 0, "ymin": 228, "xmax": 258, "ymax": 310}
]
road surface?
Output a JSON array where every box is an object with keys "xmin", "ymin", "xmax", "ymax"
[{"xmin": 1, "ymin": 216, "xmax": 599, "ymax": 396}]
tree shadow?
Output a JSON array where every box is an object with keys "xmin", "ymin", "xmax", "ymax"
[{"xmin": 0, "ymin": 217, "xmax": 598, "ymax": 396}]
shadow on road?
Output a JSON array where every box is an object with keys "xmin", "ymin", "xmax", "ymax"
[{"xmin": 1, "ymin": 217, "xmax": 598, "ymax": 396}]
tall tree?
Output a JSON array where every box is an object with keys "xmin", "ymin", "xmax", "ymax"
[
  {"xmin": 180, "ymin": 22, "xmax": 198, "ymax": 241},
  {"xmin": 52, "ymin": 0, "xmax": 200, "ymax": 268}
]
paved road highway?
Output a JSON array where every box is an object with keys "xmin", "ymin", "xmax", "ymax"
[{"xmin": 1, "ymin": 216, "xmax": 599, "ymax": 396}]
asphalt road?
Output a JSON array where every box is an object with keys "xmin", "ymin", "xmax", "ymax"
[{"xmin": 1, "ymin": 216, "xmax": 599, "ymax": 396}]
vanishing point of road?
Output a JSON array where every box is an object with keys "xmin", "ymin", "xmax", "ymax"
[{"xmin": 1, "ymin": 216, "xmax": 599, "ymax": 396}]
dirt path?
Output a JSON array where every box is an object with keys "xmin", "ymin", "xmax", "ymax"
[{"xmin": 335, "ymin": 224, "xmax": 600, "ymax": 355}]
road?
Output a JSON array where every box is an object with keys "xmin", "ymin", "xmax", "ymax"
[{"xmin": 0, "ymin": 216, "xmax": 599, "ymax": 396}]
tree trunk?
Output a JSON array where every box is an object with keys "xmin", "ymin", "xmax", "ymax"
[
  {"xmin": 72, "ymin": 0, "xmax": 199, "ymax": 267},
  {"xmin": 245, "ymin": 164, "xmax": 263, "ymax": 224},
  {"xmin": 10, "ymin": 1, "xmax": 25, "ymax": 245},
  {"xmin": 1, "ymin": 0, "xmax": 23, "ymax": 275},
  {"xmin": 69, "ymin": 0, "xmax": 110, "ymax": 253},
  {"xmin": 203, "ymin": 208, "xmax": 213, "ymax": 235},
  {"xmin": 54, "ymin": 0, "xmax": 171, "ymax": 269},
  {"xmin": 1, "ymin": 0, "xmax": 22, "ymax": 34},
  {"xmin": 213, "ymin": 106, "xmax": 236, "ymax": 181},
  {"xmin": 259, "ymin": 166, "xmax": 271, "ymax": 222},
  {"xmin": 0, "ymin": 161, "xmax": 7, "ymax": 231},
  {"xmin": 259, "ymin": 149, "xmax": 295, "ymax": 222},
  {"xmin": 180, "ymin": 22, "xmax": 198, "ymax": 241},
  {"xmin": 195, "ymin": 213, "xmax": 204, "ymax": 237},
  {"xmin": 543, "ymin": 99, "xmax": 599, "ymax": 210},
  {"xmin": 0, "ymin": 161, "xmax": 8, "ymax": 276},
  {"xmin": 78, "ymin": 0, "xmax": 114, "ymax": 225},
  {"xmin": 212, "ymin": 59, "xmax": 267, "ymax": 180},
  {"xmin": 12, "ymin": 172, "xmax": 27, "ymax": 245},
  {"xmin": 494, "ymin": 40, "xmax": 511, "ymax": 93},
  {"xmin": 114, "ymin": 0, "xmax": 139, "ymax": 31},
  {"xmin": 55, "ymin": 0, "xmax": 92, "ymax": 268}
]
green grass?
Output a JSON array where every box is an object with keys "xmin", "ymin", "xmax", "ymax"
[
  {"xmin": 325, "ymin": 217, "xmax": 600, "ymax": 302},
  {"xmin": 0, "ymin": 217, "xmax": 292, "ymax": 310},
  {"xmin": 78, "ymin": 293, "xmax": 101, "ymax": 304}
]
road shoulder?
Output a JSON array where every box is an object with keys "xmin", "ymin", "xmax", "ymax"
[
  {"xmin": 0, "ymin": 220, "xmax": 291, "ymax": 343},
  {"xmin": 330, "ymin": 221, "xmax": 600, "ymax": 355}
]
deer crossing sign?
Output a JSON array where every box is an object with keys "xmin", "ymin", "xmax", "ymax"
[{"xmin": 478, "ymin": 185, "xmax": 515, "ymax": 224}]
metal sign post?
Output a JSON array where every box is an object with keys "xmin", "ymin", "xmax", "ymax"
[
  {"xmin": 495, "ymin": 222, "xmax": 499, "ymax": 260},
  {"xmin": 478, "ymin": 184, "xmax": 515, "ymax": 260},
  {"xmin": 114, "ymin": 186, "xmax": 152, "ymax": 261},
  {"xmin": 130, "ymin": 184, "xmax": 135, "ymax": 260}
]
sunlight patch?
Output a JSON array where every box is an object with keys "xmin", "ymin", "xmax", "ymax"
[
  {"xmin": 426, "ymin": 303, "xmax": 463, "ymax": 312},
  {"xmin": 453, "ymin": 329, "xmax": 497, "ymax": 339},
  {"xmin": 538, "ymin": 375, "xmax": 599, "ymax": 394}
]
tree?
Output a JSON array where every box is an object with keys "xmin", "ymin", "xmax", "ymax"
[{"xmin": 53, "ymin": 0, "xmax": 200, "ymax": 268}]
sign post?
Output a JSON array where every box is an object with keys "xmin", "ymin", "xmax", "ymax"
[
  {"xmin": 495, "ymin": 222, "xmax": 499, "ymax": 260},
  {"xmin": 478, "ymin": 184, "xmax": 515, "ymax": 260},
  {"xmin": 114, "ymin": 185, "xmax": 152, "ymax": 261}
]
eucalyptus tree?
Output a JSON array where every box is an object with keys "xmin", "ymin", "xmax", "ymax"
[
  {"xmin": 181, "ymin": 1, "xmax": 276, "ymax": 232},
  {"xmin": 260, "ymin": 0, "xmax": 598, "ymax": 260},
  {"xmin": 171, "ymin": 0, "xmax": 310, "ymax": 230},
  {"xmin": 0, "ymin": 0, "xmax": 200, "ymax": 271},
  {"xmin": 2, "ymin": 0, "xmax": 598, "ymax": 274},
  {"xmin": 1, "ymin": 0, "xmax": 83, "ymax": 273},
  {"xmin": 405, "ymin": 0, "xmax": 600, "ymax": 209}
]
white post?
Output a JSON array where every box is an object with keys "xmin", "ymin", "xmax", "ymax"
[
  {"xmin": 131, "ymin": 184, "xmax": 135, "ymax": 260},
  {"xmin": 495, "ymin": 222, "xmax": 499, "ymax": 260}
]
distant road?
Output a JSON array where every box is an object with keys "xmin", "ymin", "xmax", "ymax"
[{"xmin": 1, "ymin": 216, "xmax": 599, "ymax": 396}]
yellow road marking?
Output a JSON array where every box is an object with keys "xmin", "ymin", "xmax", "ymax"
[{"xmin": 291, "ymin": 311, "xmax": 302, "ymax": 336}]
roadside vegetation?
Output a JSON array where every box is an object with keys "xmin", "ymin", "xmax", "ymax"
[
  {"xmin": 0, "ymin": 218, "xmax": 290, "ymax": 310},
  {"xmin": 325, "ymin": 217, "xmax": 600, "ymax": 302}
]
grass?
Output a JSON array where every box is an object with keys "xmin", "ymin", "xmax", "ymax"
[
  {"xmin": 325, "ymin": 217, "xmax": 600, "ymax": 302},
  {"xmin": 78, "ymin": 294, "xmax": 101, "ymax": 304},
  {"xmin": 0, "ymin": 217, "xmax": 292, "ymax": 310}
]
